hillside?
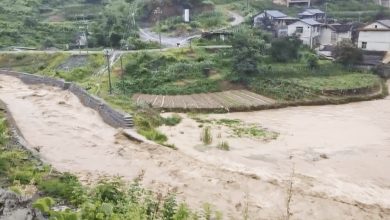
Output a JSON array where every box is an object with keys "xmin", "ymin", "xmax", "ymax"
[{"xmin": 0, "ymin": 0, "xmax": 389, "ymax": 49}]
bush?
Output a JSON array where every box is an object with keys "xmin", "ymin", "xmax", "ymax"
[
  {"xmin": 306, "ymin": 54, "xmax": 319, "ymax": 69},
  {"xmin": 57, "ymin": 68, "xmax": 91, "ymax": 82},
  {"xmin": 332, "ymin": 40, "xmax": 363, "ymax": 66},
  {"xmin": 218, "ymin": 141, "xmax": 230, "ymax": 151},
  {"xmin": 200, "ymin": 127, "xmax": 212, "ymax": 145},
  {"xmin": 0, "ymin": 118, "xmax": 9, "ymax": 146},
  {"xmin": 139, "ymin": 129, "xmax": 168, "ymax": 144},
  {"xmin": 230, "ymin": 29, "xmax": 267, "ymax": 82},
  {"xmin": 269, "ymin": 36, "xmax": 302, "ymax": 62},
  {"xmin": 163, "ymin": 114, "xmax": 182, "ymax": 126},
  {"xmin": 38, "ymin": 172, "xmax": 85, "ymax": 205}
]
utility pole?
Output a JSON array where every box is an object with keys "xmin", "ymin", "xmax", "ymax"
[
  {"xmin": 154, "ymin": 7, "xmax": 163, "ymax": 51},
  {"xmin": 309, "ymin": 26, "xmax": 313, "ymax": 49},
  {"xmin": 84, "ymin": 15, "xmax": 89, "ymax": 55},
  {"xmin": 104, "ymin": 49, "xmax": 113, "ymax": 94},
  {"xmin": 120, "ymin": 55, "xmax": 125, "ymax": 94},
  {"xmin": 324, "ymin": 2, "xmax": 328, "ymax": 24}
]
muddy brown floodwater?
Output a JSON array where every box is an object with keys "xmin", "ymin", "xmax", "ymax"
[{"xmin": 1, "ymin": 74, "xmax": 390, "ymax": 219}]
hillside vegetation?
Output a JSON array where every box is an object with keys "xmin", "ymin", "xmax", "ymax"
[{"xmin": 1, "ymin": 0, "xmax": 389, "ymax": 48}]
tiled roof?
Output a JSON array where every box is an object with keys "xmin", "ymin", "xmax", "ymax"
[
  {"xmin": 299, "ymin": 9, "xmax": 325, "ymax": 16},
  {"xmin": 264, "ymin": 10, "xmax": 287, "ymax": 18},
  {"xmin": 329, "ymin": 24, "xmax": 353, "ymax": 32},
  {"xmin": 378, "ymin": 20, "xmax": 390, "ymax": 28},
  {"xmin": 300, "ymin": 18, "xmax": 322, "ymax": 26}
]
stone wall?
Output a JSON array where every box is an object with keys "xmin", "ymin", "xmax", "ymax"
[{"xmin": 0, "ymin": 70, "xmax": 132, "ymax": 128}]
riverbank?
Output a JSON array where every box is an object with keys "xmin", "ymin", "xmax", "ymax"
[{"xmin": 1, "ymin": 72, "xmax": 390, "ymax": 219}]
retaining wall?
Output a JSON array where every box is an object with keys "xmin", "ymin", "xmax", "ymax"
[{"xmin": 0, "ymin": 70, "xmax": 132, "ymax": 128}]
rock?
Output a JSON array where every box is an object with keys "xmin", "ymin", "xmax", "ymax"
[{"xmin": 0, "ymin": 188, "xmax": 46, "ymax": 220}]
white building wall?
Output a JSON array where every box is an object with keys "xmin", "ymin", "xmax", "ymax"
[
  {"xmin": 320, "ymin": 27, "xmax": 352, "ymax": 46},
  {"xmin": 364, "ymin": 22, "xmax": 388, "ymax": 29},
  {"xmin": 337, "ymin": 32, "xmax": 351, "ymax": 43},
  {"xmin": 358, "ymin": 31, "xmax": 390, "ymax": 51},
  {"xmin": 288, "ymin": 21, "xmax": 320, "ymax": 46},
  {"xmin": 319, "ymin": 27, "xmax": 333, "ymax": 45}
]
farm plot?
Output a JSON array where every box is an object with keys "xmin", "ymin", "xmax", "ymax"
[{"xmin": 133, "ymin": 90, "xmax": 276, "ymax": 111}]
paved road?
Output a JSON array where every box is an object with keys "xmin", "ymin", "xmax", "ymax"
[
  {"xmin": 0, "ymin": 45, "xmax": 232, "ymax": 55},
  {"xmin": 139, "ymin": 10, "xmax": 244, "ymax": 47}
]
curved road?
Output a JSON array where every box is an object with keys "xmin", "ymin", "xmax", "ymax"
[{"xmin": 139, "ymin": 10, "xmax": 245, "ymax": 47}]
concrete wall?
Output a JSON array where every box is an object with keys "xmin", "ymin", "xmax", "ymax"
[
  {"xmin": 0, "ymin": 70, "xmax": 132, "ymax": 129},
  {"xmin": 358, "ymin": 31, "xmax": 390, "ymax": 51},
  {"xmin": 288, "ymin": 21, "xmax": 320, "ymax": 46},
  {"xmin": 320, "ymin": 28, "xmax": 352, "ymax": 46}
]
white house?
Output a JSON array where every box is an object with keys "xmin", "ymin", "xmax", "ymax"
[
  {"xmin": 298, "ymin": 9, "xmax": 325, "ymax": 21},
  {"xmin": 253, "ymin": 10, "xmax": 288, "ymax": 27},
  {"xmin": 319, "ymin": 24, "xmax": 353, "ymax": 46},
  {"xmin": 376, "ymin": 0, "xmax": 390, "ymax": 8},
  {"xmin": 288, "ymin": 18, "xmax": 322, "ymax": 48},
  {"xmin": 358, "ymin": 20, "xmax": 390, "ymax": 51},
  {"xmin": 254, "ymin": 10, "xmax": 298, "ymax": 37}
]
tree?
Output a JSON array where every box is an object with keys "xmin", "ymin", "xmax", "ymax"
[
  {"xmin": 230, "ymin": 29, "xmax": 266, "ymax": 82},
  {"xmin": 332, "ymin": 40, "xmax": 363, "ymax": 66},
  {"xmin": 109, "ymin": 32, "xmax": 122, "ymax": 48},
  {"xmin": 269, "ymin": 36, "xmax": 302, "ymax": 62},
  {"xmin": 306, "ymin": 54, "xmax": 319, "ymax": 69}
]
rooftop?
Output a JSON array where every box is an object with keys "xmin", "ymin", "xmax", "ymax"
[
  {"xmin": 378, "ymin": 20, "xmax": 390, "ymax": 28},
  {"xmin": 299, "ymin": 9, "xmax": 325, "ymax": 16},
  {"xmin": 299, "ymin": 18, "xmax": 322, "ymax": 26},
  {"xmin": 329, "ymin": 24, "xmax": 353, "ymax": 33},
  {"xmin": 264, "ymin": 10, "xmax": 288, "ymax": 18}
]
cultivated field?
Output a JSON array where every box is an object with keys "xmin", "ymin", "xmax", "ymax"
[{"xmin": 133, "ymin": 90, "xmax": 276, "ymax": 110}]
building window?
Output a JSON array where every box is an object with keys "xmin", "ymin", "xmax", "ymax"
[
  {"xmin": 361, "ymin": 42, "xmax": 367, "ymax": 49},
  {"xmin": 375, "ymin": 25, "xmax": 378, "ymax": 28},
  {"xmin": 296, "ymin": 27, "xmax": 303, "ymax": 33},
  {"xmin": 331, "ymin": 32, "xmax": 336, "ymax": 42}
]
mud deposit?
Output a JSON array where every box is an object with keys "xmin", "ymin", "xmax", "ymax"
[{"xmin": 1, "ymin": 75, "xmax": 389, "ymax": 219}]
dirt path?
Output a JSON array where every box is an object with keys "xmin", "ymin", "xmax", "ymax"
[{"xmin": 0, "ymin": 75, "xmax": 389, "ymax": 219}]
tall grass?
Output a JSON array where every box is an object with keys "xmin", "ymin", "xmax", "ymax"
[
  {"xmin": 218, "ymin": 141, "xmax": 230, "ymax": 151},
  {"xmin": 200, "ymin": 126, "xmax": 213, "ymax": 145},
  {"xmin": 0, "ymin": 118, "xmax": 9, "ymax": 146}
]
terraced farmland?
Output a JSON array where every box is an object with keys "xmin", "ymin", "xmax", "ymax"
[{"xmin": 132, "ymin": 90, "xmax": 276, "ymax": 111}]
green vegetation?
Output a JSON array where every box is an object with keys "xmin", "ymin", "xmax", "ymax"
[
  {"xmin": 163, "ymin": 114, "xmax": 182, "ymax": 126},
  {"xmin": 332, "ymin": 40, "xmax": 363, "ymax": 66},
  {"xmin": 216, "ymin": 119, "xmax": 278, "ymax": 140},
  {"xmin": 248, "ymin": 63, "xmax": 380, "ymax": 100},
  {"xmin": 229, "ymin": 28, "xmax": 267, "ymax": 82},
  {"xmin": 134, "ymin": 109, "xmax": 169, "ymax": 144},
  {"xmin": 157, "ymin": 9, "xmax": 228, "ymax": 35},
  {"xmin": 200, "ymin": 126, "xmax": 213, "ymax": 145},
  {"xmin": 0, "ymin": 112, "xmax": 221, "ymax": 219},
  {"xmin": 217, "ymin": 141, "xmax": 230, "ymax": 151},
  {"xmin": 118, "ymin": 48, "xmax": 225, "ymax": 95},
  {"xmin": 270, "ymin": 37, "xmax": 301, "ymax": 63},
  {"xmin": 0, "ymin": 0, "xmax": 157, "ymax": 49}
]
